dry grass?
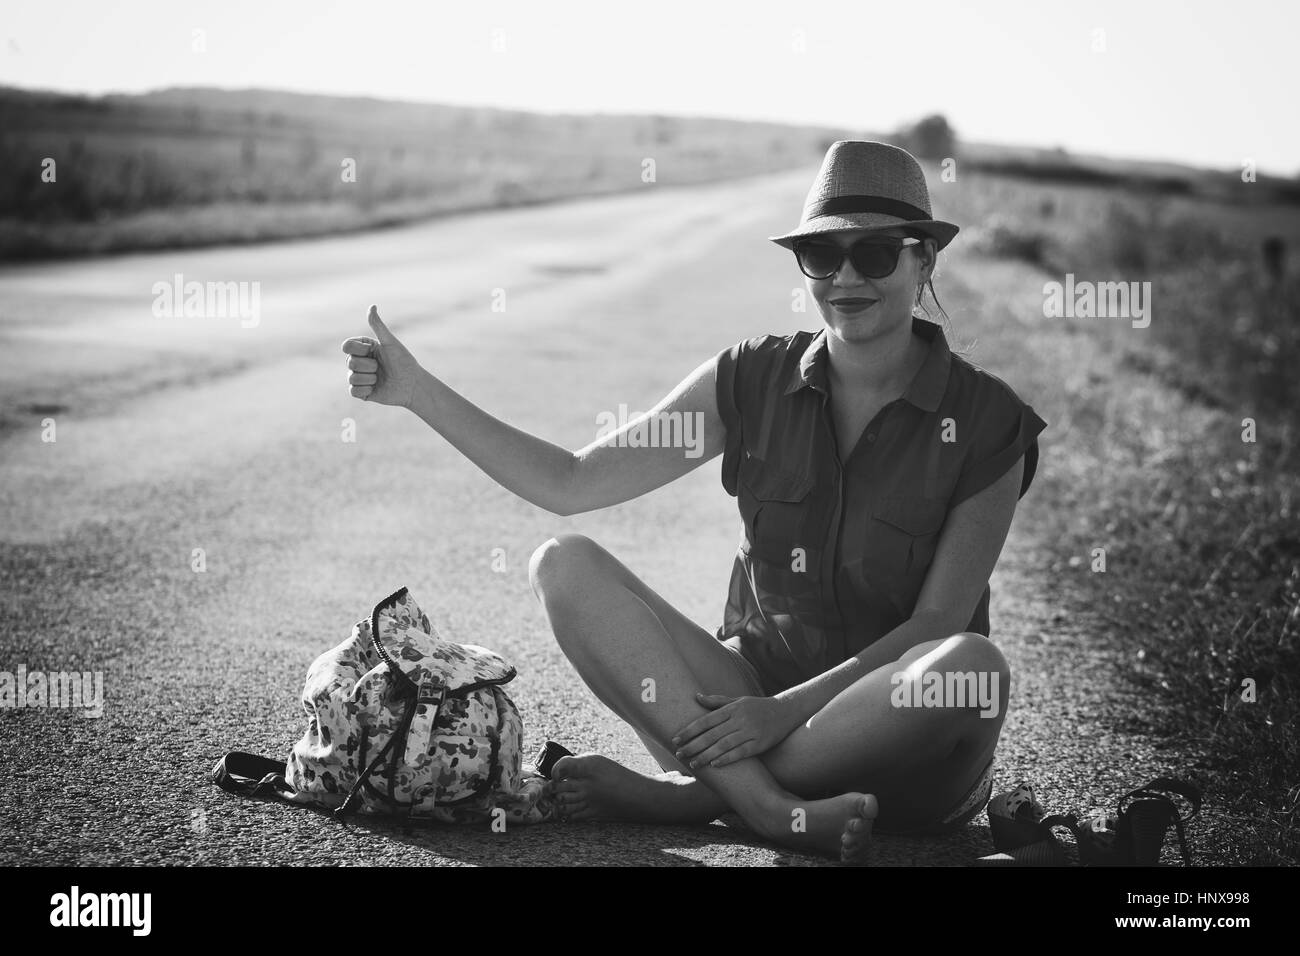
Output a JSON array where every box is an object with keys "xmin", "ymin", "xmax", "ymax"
[
  {"xmin": 0, "ymin": 86, "xmax": 847, "ymax": 258},
  {"xmin": 932, "ymin": 165, "xmax": 1300, "ymax": 863}
]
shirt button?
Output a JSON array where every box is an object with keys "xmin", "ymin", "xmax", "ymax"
[{"xmin": 867, "ymin": 433, "xmax": 877, "ymax": 443}]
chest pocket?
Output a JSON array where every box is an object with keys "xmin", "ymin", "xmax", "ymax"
[
  {"xmin": 737, "ymin": 453, "xmax": 814, "ymax": 566},
  {"xmin": 861, "ymin": 495, "xmax": 949, "ymax": 612}
]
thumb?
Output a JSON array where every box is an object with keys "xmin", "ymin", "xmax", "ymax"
[{"xmin": 367, "ymin": 304, "xmax": 399, "ymax": 345}]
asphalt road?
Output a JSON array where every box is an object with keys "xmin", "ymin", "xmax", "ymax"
[{"xmin": 0, "ymin": 170, "xmax": 1231, "ymax": 865}]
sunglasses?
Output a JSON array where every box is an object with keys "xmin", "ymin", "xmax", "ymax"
[{"xmin": 793, "ymin": 236, "xmax": 921, "ymax": 280}]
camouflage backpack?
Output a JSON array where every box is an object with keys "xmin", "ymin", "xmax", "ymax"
[{"xmin": 212, "ymin": 586, "xmax": 558, "ymax": 826}]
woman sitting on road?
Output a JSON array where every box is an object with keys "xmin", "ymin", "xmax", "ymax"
[{"xmin": 340, "ymin": 141, "xmax": 1047, "ymax": 863}]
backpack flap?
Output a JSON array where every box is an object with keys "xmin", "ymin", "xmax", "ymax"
[
  {"xmin": 372, "ymin": 586, "xmax": 517, "ymax": 693},
  {"xmin": 370, "ymin": 587, "xmax": 517, "ymax": 817}
]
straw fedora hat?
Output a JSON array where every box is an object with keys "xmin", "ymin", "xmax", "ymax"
[{"xmin": 769, "ymin": 140, "xmax": 959, "ymax": 251}]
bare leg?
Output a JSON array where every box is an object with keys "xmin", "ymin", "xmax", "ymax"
[
  {"xmin": 529, "ymin": 533, "xmax": 1010, "ymax": 858},
  {"xmin": 529, "ymin": 533, "xmax": 866, "ymax": 857},
  {"xmin": 553, "ymin": 633, "xmax": 1006, "ymax": 853}
]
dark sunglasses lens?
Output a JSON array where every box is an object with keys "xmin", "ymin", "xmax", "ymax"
[
  {"xmin": 795, "ymin": 243, "xmax": 842, "ymax": 278},
  {"xmin": 849, "ymin": 241, "xmax": 903, "ymax": 277}
]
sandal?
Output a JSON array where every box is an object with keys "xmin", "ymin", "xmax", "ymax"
[
  {"xmin": 1073, "ymin": 808, "xmax": 1124, "ymax": 866},
  {"xmin": 980, "ymin": 781, "xmax": 1077, "ymax": 865},
  {"xmin": 975, "ymin": 817, "xmax": 1078, "ymax": 866},
  {"xmin": 533, "ymin": 740, "xmax": 574, "ymax": 779},
  {"xmin": 1073, "ymin": 777, "xmax": 1203, "ymax": 866},
  {"xmin": 1121, "ymin": 776, "xmax": 1201, "ymax": 865}
]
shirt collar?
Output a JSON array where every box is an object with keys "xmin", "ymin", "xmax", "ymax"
[{"xmin": 783, "ymin": 316, "xmax": 951, "ymax": 412}]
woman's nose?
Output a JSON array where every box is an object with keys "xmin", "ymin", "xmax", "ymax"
[{"xmin": 832, "ymin": 258, "xmax": 867, "ymax": 288}]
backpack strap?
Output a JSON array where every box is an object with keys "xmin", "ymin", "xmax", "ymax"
[
  {"xmin": 335, "ymin": 689, "xmax": 420, "ymax": 821},
  {"xmin": 212, "ymin": 751, "xmax": 296, "ymax": 801}
]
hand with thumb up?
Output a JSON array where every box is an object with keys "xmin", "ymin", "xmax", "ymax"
[{"xmin": 340, "ymin": 305, "xmax": 423, "ymax": 409}]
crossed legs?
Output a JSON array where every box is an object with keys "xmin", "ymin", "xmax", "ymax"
[{"xmin": 528, "ymin": 532, "xmax": 1010, "ymax": 861}]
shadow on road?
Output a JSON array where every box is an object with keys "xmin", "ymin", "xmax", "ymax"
[
  {"xmin": 225, "ymin": 798, "xmax": 997, "ymax": 866},
  {"xmin": 331, "ymin": 815, "xmax": 759, "ymax": 866}
]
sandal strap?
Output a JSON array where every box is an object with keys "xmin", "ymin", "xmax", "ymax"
[
  {"xmin": 1039, "ymin": 812, "xmax": 1080, "ymax": 836},
  {"xmin": 1171, "ymin": 814, "xmax": 1193, "ymax": 866},
  {"xmin": 1120, "ymin": 777, "xmax": 1202, "ymax": 824}
]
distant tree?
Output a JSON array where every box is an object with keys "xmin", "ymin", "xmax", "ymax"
[
  {"xmin": 652, "ymin": 114, "xmax": 676, "ymax": 145},
  {"xmin": 896, "ymin": 114, "xmax": 956, "ymax": 160}
]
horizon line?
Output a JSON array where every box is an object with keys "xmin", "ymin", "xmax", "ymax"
[{"xmin": 3, "ymin": 79, "xmax": 1294, "ymax": 181}]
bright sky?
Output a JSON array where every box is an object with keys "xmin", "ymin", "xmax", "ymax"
[{"xmin": 1, "ymin": 0, "xmax": 1295, "ymax": 175}]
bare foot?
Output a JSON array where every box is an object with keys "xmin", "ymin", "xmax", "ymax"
[
  {"xmin": 550, "ymin": 753, "xmax": 719, "ymax": 824},
  {"xmin": 550, "ymin": 754, "xmax": 879, "ymax": 864},
  {"xmin": 839, "ymin": 793, "xmax": 879, "ymax": 865},
  {"xmin": 755, "ymin": 791, "xmax": 879, "ymax": 862}
]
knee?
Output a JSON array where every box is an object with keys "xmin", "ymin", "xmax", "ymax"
[
  {"xmin": 894, "ymin": 632, "xmax": 1011, "ymax": 730},
  {"xmin": 937, "ymin": 632, "xmax": 1012, "ymax": 716},
  {"xmin": 527, "ymin": 532, "xmax": 604, "ymax": 602},
  {"xmin": 940, "ymin": 632, "xmax": 1010, "ymax": 682}
]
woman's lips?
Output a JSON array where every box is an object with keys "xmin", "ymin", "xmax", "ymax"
[{"xmin": 830, "ymin": 298, "xmax": 878, "ymax": 313}]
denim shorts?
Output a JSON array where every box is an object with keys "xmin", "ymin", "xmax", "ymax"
[
  {"xmin": 719, "ymin": 642, "xmax": 767, "ymax": 697},
  {"xmin": 874, "ymin": 758, "xmax": 996, "ymax": 836}
]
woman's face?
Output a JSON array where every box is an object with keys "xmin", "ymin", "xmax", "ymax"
[{"xmin": 804, "ymin": 226, "xmax": 936, "ymax": 344}]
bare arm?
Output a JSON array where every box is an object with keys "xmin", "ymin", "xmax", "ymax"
[
  {"xmin": 565, "ymin": 352, "xmax": 726, "ymax": 513},
  {"xmin": 342, "ymin": 306, "xmax": 726, "ymax": 517}
]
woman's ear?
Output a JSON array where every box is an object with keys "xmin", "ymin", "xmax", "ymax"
[{"xmin": 919, "ymin": 237, "xmax": 938, "ymax": 284}]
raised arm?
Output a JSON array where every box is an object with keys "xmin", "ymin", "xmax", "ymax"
[
  {"xmin": 565, "ymin": 346, "xmax": 727, "ymax": 513},
  {"xmin": 341, "ymin": 306, "xmax": 727, "ymax": 517}
]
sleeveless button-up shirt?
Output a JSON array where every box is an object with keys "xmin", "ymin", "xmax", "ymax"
[{"xmin": 713, "ymin": 318, "xmax": 1048, "ymax": 695}]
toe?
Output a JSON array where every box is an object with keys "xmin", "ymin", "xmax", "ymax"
[
  {"xmin": 553, "ymin": 793, "xmax": 581, "ymax": 821},
  {"xmin": 839, "ymin": 793, "xmax": 876, "ymax": 865},
  {"xmin": 553, "ymin": 777, "xmax": 582, "ymax": 797},
  {"xmin": 552, "ymin": 755, "xmax": 580, "ymax": 780},
  {"xmin": 841, "ymin": 829, "xmax": 870, "ymax": 863}
]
